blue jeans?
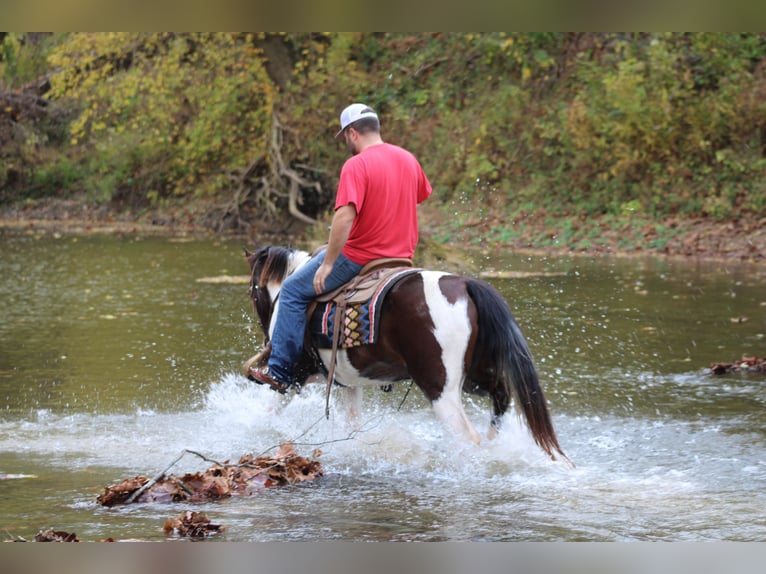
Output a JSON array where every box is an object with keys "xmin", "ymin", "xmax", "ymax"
[{"xmin": 267, "ymin": 250, "xmax": 362, "ymax": 384}]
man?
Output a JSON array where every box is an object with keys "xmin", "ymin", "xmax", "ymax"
[{"xmin": 248, "ymin": 103, "xmax": 432, "ymax": 393}]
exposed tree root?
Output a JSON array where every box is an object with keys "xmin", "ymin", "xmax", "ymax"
[{"xmin": 213, "ymin": 111, "xmax": 322, "ymax": 232}]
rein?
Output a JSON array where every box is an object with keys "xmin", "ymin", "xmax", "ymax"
[
  {"xmin": 397, "ymin": 382, "xmax": 413, "ymax": 411},
  {"xmin": 322, "ymin": 274, "xmax": 358, "ymax": 418},
  {"xmin": 248, "ymin": 266, "xmax": 276, "ymax": 342}
]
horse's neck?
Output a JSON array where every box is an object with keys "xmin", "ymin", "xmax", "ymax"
[
  {"xmin": 266, "ymin": 249, "xmax": 311, "ymax": 304},
  {"xmin": 288, "ymin": 250, "xmax": 312, "ymax": 275}
]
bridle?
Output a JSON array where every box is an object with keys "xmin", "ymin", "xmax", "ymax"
[{"xmin": 248, "ymin": 259, "xmax": 276, "ymax": 342}]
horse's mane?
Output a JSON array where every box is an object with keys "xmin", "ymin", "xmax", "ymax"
[{"xmin": 249, "ymin": 246, "xmax": 293, "ymax": 287}]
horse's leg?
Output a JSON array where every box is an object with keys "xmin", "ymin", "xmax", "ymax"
[
  {"xmin": 487, "ymin": 406, "xmax": 506, "ymax": 440},
  {"xmin": 411, "ymin": 273, "xmax": 482, "ymax": 445},
  {"xmin": 431, "ymin": 382, "xmax": 481, "ymax": 445},
  {"xmin": 339, "ymin": 386, "xmax": 363, "ymax": 432},
  {"xmin": 487, "ymin": 419, "xmax": 499, "ymax": 440},
  {"xmin": 316, "ymin": 350, "xmax": 365, "ymax": 432},
  {"xmin": 486, "ymin": 381, "xmax": 512, "ymax": 440}
]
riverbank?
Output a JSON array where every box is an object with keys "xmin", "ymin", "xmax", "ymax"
[
  {"xmin": 418, "ymin": 202, "xmax": 766, "ymax": 265},
  {"xmin": 1, "ymin": 198, "xmax": 764, "ymax": 266}
]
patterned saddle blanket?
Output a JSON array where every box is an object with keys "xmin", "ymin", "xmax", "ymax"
[{"xmin": 309, "ymin": 266, "xmax": 421, "ymax": 349}]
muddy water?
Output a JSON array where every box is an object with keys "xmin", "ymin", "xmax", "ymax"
[{"xmin": 0, "ymin": 233, "xmax": 764, "ymax": 541}]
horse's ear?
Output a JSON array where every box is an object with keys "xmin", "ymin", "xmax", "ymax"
[{"xmin": 243, "ymin": 246, "xmax": 252, "ymax": 257}]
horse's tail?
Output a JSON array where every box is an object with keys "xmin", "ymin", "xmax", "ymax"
[{"xmin": 466, "ymin": 279, "xmax": 570, "ymax": 464}]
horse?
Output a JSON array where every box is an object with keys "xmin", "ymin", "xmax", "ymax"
[{"xmin": 244, "ymin": 245, "xmax": 570, "ymax": 463}]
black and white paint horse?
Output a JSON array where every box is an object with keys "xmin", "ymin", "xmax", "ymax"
[{"xmin": 245, "ymin": 246, "xmax": 569, "ymax": 463}]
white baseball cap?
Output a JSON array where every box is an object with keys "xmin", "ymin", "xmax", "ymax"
[{"xmin": 335, "ymin": 103, "xmax": 379, "ymax": 139}]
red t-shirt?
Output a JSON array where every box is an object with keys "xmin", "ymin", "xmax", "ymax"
[{"xmin": 336, "ymin": 143, "xmax": 432, "ymax": 265}]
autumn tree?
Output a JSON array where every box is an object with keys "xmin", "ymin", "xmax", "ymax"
[{"xmin": 48, "ymin": 34, "xmax": 265, "ymax": 225}]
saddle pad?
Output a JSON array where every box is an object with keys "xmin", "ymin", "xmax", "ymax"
[{"xmin": 309, "ymin": 268, "xmax": 421, "ymax": 349}]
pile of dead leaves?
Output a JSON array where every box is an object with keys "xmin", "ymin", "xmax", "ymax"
[
  {"xmin": 5, "ymin": 529, "xmax": 81, "ymax": 542},
  {"xmin": 7, "ymin": 514, "xmax": 224, "ymax": 541},
  {"xmin": 164, "ymin": 511, "xmax": 224, "ymax": 538},
  {"xmin": 33, "ymin": 529, "xmax": 80, "ymax": 542},
  {"xmin": 711, "ymin": 355, "xmax": 766, "ymax": 375},
  {"xmin": 97, "ymin": 443, "xmax": 323, "ymax": 507}
]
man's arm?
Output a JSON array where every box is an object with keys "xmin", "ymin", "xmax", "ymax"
[{"xmin": 313, "ymin": 204, "xmax": 357, "ymax": 293}]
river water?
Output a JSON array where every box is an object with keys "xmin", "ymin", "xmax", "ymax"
[{"xmin": 0, "ymin": 232, "xmax": 764, "ymax": 542}]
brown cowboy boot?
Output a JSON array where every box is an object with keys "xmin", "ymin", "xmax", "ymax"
[{"xmin": 246, "ymin": 365, "xmax": 295, "ymax": 394}]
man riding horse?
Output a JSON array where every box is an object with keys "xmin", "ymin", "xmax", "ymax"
[{"xmin": 247, "ymin": 103, "xmax": 433, "ymax": 393}]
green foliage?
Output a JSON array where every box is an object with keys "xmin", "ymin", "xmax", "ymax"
[
  {"xmin": 47, "ymin": 33, "xmax": 275, "ymax": 205},
  {"xmin": 278, "ymin": 33, "xmax": 370, "ymax": 183},
  {"xmin": 1, "ymin": 33, "xmax": 56, "ymax": 88},
  {"xmin": 29, "ymin": 155, "xmax": 85, "ymax": 195},
  {"xmin": 3, "ymin": 32, "xmax": 766, "ymax": 226},
  {"xmin": 556, "ymin": 33, "xmax": 766, "ymax": 217}
]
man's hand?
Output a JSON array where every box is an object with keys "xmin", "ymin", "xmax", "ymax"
[
  {"xmin": 314, "ymin": 204, "xmax": 357, "ymax": 294},
  {"xmin": 314, "ymin": 261, "xmax": 333, "ymax": 294}
]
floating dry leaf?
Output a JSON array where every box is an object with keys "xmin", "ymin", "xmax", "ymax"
[
  {"xmin": 34, "ymin": 529, "xmax": 79, "ymax": 542},
  {"xmin": 164, "ymin": 511, "xmax": 224, "ymax": 538},
  {"xmin": 711, "ymin": 355, "xmax": 766, "ymax": 375},
  {"xmin": 97, "ymin": 476, "xmax": 149, "ymax": 506}
]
